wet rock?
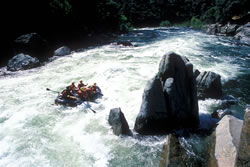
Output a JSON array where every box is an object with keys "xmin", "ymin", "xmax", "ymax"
[
  {"xmin": 234, "ymin": 23, "xmax": 250, "ymax": 46},
  {"xmin": 206, "ymin": 24, "xmax": 222, "ymax": 35},
  {"xmin": 219, "ymin": 24, "xmax": 238, "ymax": 36},
  {"xmin": 134, "ymin": 75, "xmax": 168, "ymax": 134},
  {"xmin": 196, "ymin": 71, "xmax": 223, "ymax": 99},
  {"xmin": 160, "ymin": 134, "xmax": 201, "ymax": 167},
  {"xmin": 7, "ymin": 53, "xmax": 40, "ymax": 71},
  {"xmin": 211, "ymin": 109, "xmax": 233, "ymax": 120},
  {"xmin": 108, "ymin": 108, "xmax": 132, "ymax": 136},
  {"xmin": 236, "ymin": 107, "xmax": 250, "ymax": 167},
  {"xmin": 208, "ymin": 115, "xmax": 243, "ymax": 167},
  {"xmin": 116, "ymin": 41, "xmax": 133, "ymax": 47},
  {"xmin": 54, "ymin": 46, "xmax": 71, "ymax": 56},
  {"xmin": 160, "ymin": 52, "xmax": 199, "ymax": 129},
  {"xmin": 160, "ymin": 134, "xmax": 187, "ymax": 167},
  {"xmin": 14, "ymin": 33, "xmax": 49, "ymax": 61},
  {"xmin": 134, "ymin": 52, "xmax": 199, "ymax": 134},
  {"xmin": 226, "ymin": 24, "xmax": 238, "ymax": 35}
]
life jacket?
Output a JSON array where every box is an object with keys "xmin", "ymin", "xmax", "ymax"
[{"xmin": 82, "ymin": 90, "xmax": 88, "ymax": 98}]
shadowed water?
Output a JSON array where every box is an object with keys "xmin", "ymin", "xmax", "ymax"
[{"xmin": 0, "ymin": 27, "xmax": 249, "ymax": 167}]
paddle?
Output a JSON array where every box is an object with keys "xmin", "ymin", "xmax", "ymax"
[
  {"xmin": 46, "ymin": 88, "xmax": 60, "ymax": 94},
  {"xmin": 83, "ymin": 101, "xmax": 96, "ymax": 114}
]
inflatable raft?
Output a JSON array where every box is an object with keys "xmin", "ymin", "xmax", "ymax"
[{"xmin": 55, "ymin": 88, "xmax": 103, "ymax": 107}]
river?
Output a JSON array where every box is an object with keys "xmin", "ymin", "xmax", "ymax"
[{"xmin": 0, "ymin": 27, "xmax": 249, "ymax": 167}]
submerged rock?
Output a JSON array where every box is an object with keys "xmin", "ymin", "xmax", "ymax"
[
  {"xmin": 54, "ymin": 46, "xmax": 71, "ymax": 56},
  {"xmin": 208, "ymin": 115, "xmax": 243, "ymax": 167},
  {"xmin": 108, "ymin": 108, "xmax": 132, "ymax": 136},
  {"xmin": 7, "ymin": 53, "xmax": 40, "ymax": 71},
  {"xmin": 236, "ymin": 108, "xmax": 250, "ymax": 167},
  {"xmin": 134, "ymin": 52, "xmax": 199, "ymax": 134},
  {"xmin": 196, "ymin": 71, "xmax": 223, "ymax": 99}
]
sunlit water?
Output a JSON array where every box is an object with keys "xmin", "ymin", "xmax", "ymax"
[{"xmin": 0, "ymin": 27, "xmax": 249, "ymax": 167}]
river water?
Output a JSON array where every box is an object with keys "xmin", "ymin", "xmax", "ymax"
[{"xmin": 0, "ymin": 27, "xmax": 249, "ymax": 167}]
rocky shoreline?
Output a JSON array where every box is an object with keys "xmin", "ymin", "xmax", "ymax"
[{"xmin": 206, "ymin": 22, "xmax": 250, "ymax": 46}]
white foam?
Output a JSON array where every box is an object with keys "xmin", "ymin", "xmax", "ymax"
[{"xmin": 0, "ymin": 27, "xmax": 246, "ymax": 166}]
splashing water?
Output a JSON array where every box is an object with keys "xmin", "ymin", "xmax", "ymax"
[{"xmin": 0, "ymin": 27, "xmax": 249, "ymax": 167}]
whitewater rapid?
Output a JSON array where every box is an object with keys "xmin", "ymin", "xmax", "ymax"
[{"xmin": 0, "ymin": 27, "xmax": 249, "ymax": 167}]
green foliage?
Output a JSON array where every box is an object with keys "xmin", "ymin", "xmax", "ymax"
[
  {"xmin": 173, "ymin": 21, "xmax": 191, "ymax": 27},
  {"xmin": 190, "ymin": 17, "xmax": 203, "ymax": 29},
  {"xmin": 49, "ymin": 0, "xmax": 72, "ymax": 16},
  {"xmin": 119, "ymin": 15, "xmax": 133, "ymax": 32},
  {"xmin": 160, "ymin": 20, "xmax": 171, "ymax": 27}
]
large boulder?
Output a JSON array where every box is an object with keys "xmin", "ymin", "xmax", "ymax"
[
  {"xmin": 14, "ymin": 33, "xmax": 49, "ymax": 61},
  {"xmin": 134, "ymin": 75, "xmax": 168, "ymax": 134},
  {"xmin": 159, "ymin": 52, "xmax": 199, "ymax": 128},
  {"xmin": 235, "ymin": 108, "xmax": 250, "ymax": 167},
  {"xmin": 108, "ymin": 108, "xmax": 132, "ymax": 136},
  {"xmin": 54, "ymin": 46, "xmax": 71, "ymax": 56},
  {"xmin": 208, "ymin": 115, "xmax": 243, "ymax": 167},
  {"xmin": 234, "ymin": 23, "xmax": 250, "ymax": 46},
  {"xmin": 196, "ymin": 71, "xmax": 223, "ymax": 99},
  {"xmin": 7, "ymin": 53, "xmax": 40, "ymax": 71},
  {"xmin": 134, "ymin": 52, "xmax": 199, "ymax": 134}
]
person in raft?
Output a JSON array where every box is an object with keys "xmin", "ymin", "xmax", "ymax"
[
  {"xmin": 78, "ymin": 80, "xmax": 88, "ymax": 89},
  {"xmin": 70, "ymin": 82, "xmax": 77, "ymax": 91},
  {"xmin": 61, "ymin": 86, "xmax": 74, "ymax": 99}
]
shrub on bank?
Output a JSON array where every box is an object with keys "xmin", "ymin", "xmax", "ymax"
[{"xmin": 160, "ymin": 20, "xmax": 172, "ymax": 27}]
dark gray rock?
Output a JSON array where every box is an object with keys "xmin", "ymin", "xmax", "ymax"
[
  {"xmin": 54, "ymin": 46, "xmax": 71, "ymax": 56},
  {"xmin": 196, "ymin": 71, "xmax": 223, "ymax": 99},
  {"xmin": 160, "ymin": 52, "xmax": 199, "ymax": 128},
  {"xmin": 7, "ymin": 53, "xmax": 40, "ymax": 71},
  {"xmin": 134, "ymin": 75, "xmax": 168, "ymax": 134},
  {"xmin": 108, "ymin": 108, "xmax": 132, "ymax": 136},
  {"xmin": 14, "ymin": 33, "xmax": 48, "ymax": 61},
  {"xmin": 236, "ymin": 108, "xmax": 250, "ymax": 167},
  {"xmin": 134, "ymin": 52, "xmax": 199, "ymax": 134}
]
